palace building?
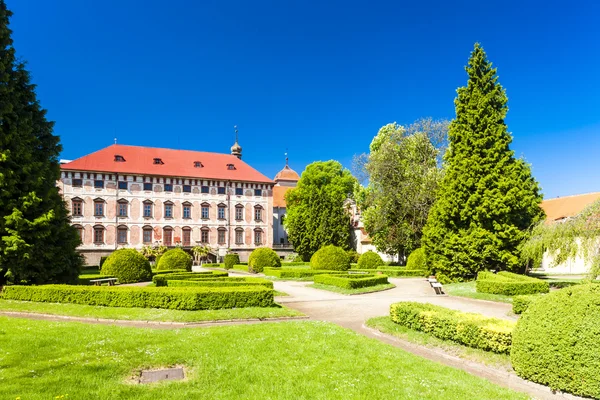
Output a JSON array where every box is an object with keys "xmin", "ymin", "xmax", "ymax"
[
  {"xmin": 272, "ymin": 157, "xmax": 300, "ymax": 252},
  {"xmin": 59, "ymin": 138, "xmax": 275, "ymax": 265}
]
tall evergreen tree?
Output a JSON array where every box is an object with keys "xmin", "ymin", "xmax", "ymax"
[
  {"xmin": 284, "ymin": 161, "xmax": 357, "ymax": 260},
  {"xmin": 422, "ymin": 43, "xmax": 544, "ymax": 281},
  {"xmin": 0, "ymin": 1, "xmax": 82, "ymax": 285}
]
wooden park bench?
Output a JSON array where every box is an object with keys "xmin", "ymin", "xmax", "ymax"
[
  {"xmin": 427, "ymin": 278, "xmax": 445, "ymax": 295},
  {"xmin": 89, "ymin": 277, "xmax": 118, "ymax": 286}
]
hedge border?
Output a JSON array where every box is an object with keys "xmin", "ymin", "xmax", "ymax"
[
  {"xmin": 152, "ymin": 271, "xmax": 228, "ymax": 286},
  {"xmin": 263, "ymin": 268, "xmax": 349, "ymax": 279},
  {"xmin": 314, "ymin": 274, "xmax": 388, "ymax": 289},
  {"xmin": 167, "ymin": 277, "xmax": 273, "ymax": 289},
  {"xmin": 476, "ymin": 271, "xmax": 549, "ymax": 296},
  {"xmin": 351, "ymin": 268, "xmax": 427, "ymax": 277},
  {"xmin": 512, "ymin": 294, "xmax": 542, "ymax": 314}
]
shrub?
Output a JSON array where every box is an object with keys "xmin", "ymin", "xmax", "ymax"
[
  {"xmin": 314, "ymin": 273, "xmax": 388, "ymax": 289},
  {"xmin": 511, "ymin": 284, "xmax": 600, "ymax": 398},
  {"xmin": 99, "ymin": 256, "xmax": 109, "ymax": 268},
  {"xmin": 156, "ymin": 248, "xmax": 193, "ymax": 271},
  {"xmin": 0, "ymin": 284, "xmax": 274, "ymax": 310},
  {"xmin": 350, "ymin": 268, "xmax": 427, "ymax": 277},
  {"xmin": 152, "ymin": 269, "xmax": 188, "ymax": 276},
  {"xmin": 357, "ymin": 251, "xmax": 384, "ymax": 269},
  {"xmin": 152, "ymin": 271, "xmax": 229, "ymax": 286},
  {"xmin": 167, "ymin": 277, "xmax": 273, "ymax": 289},
  {"xmin": 100, "ymin": 249, "xmax": 152, "ymax": 284},
  {"xmin": 346, "ymin": 249, "xmax": 360, "ymax": 264},
  {"xmin": 390, "ymin": 302, "xmax": 515, "ymax": 354},
  {"xmin": 476, "ymin": 271, "xmax": 549, "ymax": 296},
  {"xmin": 224, "ymin": 253, "xmax": 240, "ymax": 270},
  {"xmin": 280, "ymin": 262, "xmax": 310, "ymax": 267},
  {"xmin": 406, "ymin": 248, "xmax": 426, "ymax": 270},
  {"xmin": 512, "ymin": 294, "xmax": 542, "ymax": 314},
  {"xmin": 248, "ymin": 248, "xmax": 281, "ymax": 273},
  {"xmin": 263, "ymin": 268, "xmax": 348, "ymax": 279},
  {"xmin": 310, "ymin": 245, "xmax": 350, "ymax": 271}
]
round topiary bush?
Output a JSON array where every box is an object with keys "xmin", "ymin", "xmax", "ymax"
[
  {"xmin": 224, "ymin": 253, "xmax": 240, "ymax": 270},
  {"xmin": 310, "ymin": 245, "xmax": 350, "ymax": 271},
  {"xmin": 100, "ymin": 248, "xmax": 152, "ymax": 284},
  {"xmin": 357, "ymin": 251, "xmax": 384, "ymax": 269},
  {"xmin": 156, "ymin": 248, "xmax": 193, "ymax": 271},
  {"xmin": 248, "ymin": 248, "xmax": 281, "ymax": 273},
  {"xmin": 406, "ymin": 248, "xmax": 426, "ymax": 270},
  {"xmin": 511, "ymin": 283, "xmax": 600, "ymax": 398}
]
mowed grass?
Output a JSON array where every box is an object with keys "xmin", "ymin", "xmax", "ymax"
[
  {"xmin": 366, "ymin": 316, "xmax": 512, "ymax": 371},
  {"xmin": 309, "ymin": 283, "xmax": 396, "ymax": 295},
  {"xmin": 0, "ymin": 299, "xmax": 304, "ymax": 322},
  {"xmin": 444, "ymin": 281, "xmax": 514, "ymax": 303},
  {"xmin": 0, "ymin": 317, "xmax": 527, "ymax": 399}
]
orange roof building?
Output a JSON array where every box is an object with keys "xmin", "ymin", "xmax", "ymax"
[
  {"xmin": 540, "ymin": 192, "xmax": 600, "ymax": 223},
  {"xmin": 272, "ymin": 157, "xmax": 300, "ymax": 247}
]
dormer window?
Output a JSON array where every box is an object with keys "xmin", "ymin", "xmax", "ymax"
[
  {"xmin": 227, "ymin": 164, "xmax": 235, "ymax": 170},
  {"xmin": 153, "ymin": 158, "xmax": 164, "ymax": 165},
  {"xmin": 114, "ymin": 155, "xmax": 125, "ymax": 162},
  {"xmin": 194, "ymin": 161, "xmax": 203, "ymax": 168}
]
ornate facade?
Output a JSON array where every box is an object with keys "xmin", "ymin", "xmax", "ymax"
[{"xmin": 59, "ymin": 142, "xmax": 274, "ymax": 265}]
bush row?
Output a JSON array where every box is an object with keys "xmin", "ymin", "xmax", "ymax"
[
  {"xmin": 263, "ymin": 268, "xmax": 348, "ymax": 279},
  {"xmin": 476, "ymin": 271, "xmax": 549, "ymax": 296},
  {"xmin": 153, "ymin": 271, "xmax": 228, "ymax": 286},
  {"xmin": 351, "ymin": 268, "xmax": 427, "ymax": 277},
  {"xmin": 0, "ymin": 285, "xmax": 274, "ymax": 310},
  {"xmin": 390, "ymin": 302, "xmax": 515, "ymax": 354},
  {"xmin": 167, "ymin": 277, "xmax": 273, "ymax": 289},
  {"xmin": 280, "ymin": 262, "xmax": 311, "ymax": 266},
  {"xmin": 512, "ymin": 294, "xmax": 542, "ymax": 314},
  {"xmin": 314, "ymin": 273, "xmax": 388, "ymax": 289}
]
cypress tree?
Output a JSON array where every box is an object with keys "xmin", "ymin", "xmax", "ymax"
[
  {"xmin": 0, "ymin": 1, "xmax": 82, "ymax": 285},
  {"xmin": 422, "ymin": 43, "xmax": 544, "ymax": 282}
]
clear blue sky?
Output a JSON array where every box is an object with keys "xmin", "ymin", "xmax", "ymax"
[{"xmin": 8, "ymin": 0, "xmax": 600, "ymax": 198}]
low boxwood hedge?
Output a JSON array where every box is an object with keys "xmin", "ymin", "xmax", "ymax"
[
  {"xmin": 0, "ymin": 285, "xmax": 274, "ymax": 310},
  {"xmin": 314, "ymin": 273, "xmax": 388, "ymax": 289},
  {"xmin": 151, "ymin": 269, "xmax": 188, "ymax": 276},
  {"xmin": 512, "ymin": 294, "xmax": 542, "ymax": 314},
  {"xmin": 280, "ymin": 262, "xmax": 310, "ymax": 267},
  {"xmin": 357, "ymin": 251, "xmax": 385, "ymax": 269},
  {"xmin": 351, "ymin": 268, "xmax": 427, "ymax": 277},
  {"xmin": 390, "ymin": 302, "xmax": 515, "ymax": 354},
  {"xmin": 263, "ymin": 268, "xmax": 348, "ymax": 279},
  {"xmin": 152, "ymin": 271, "xmax": 228, "ymax": 286},
  {"xmin": 167, "ymin": 277, "xmax": 273, "ymax": 289},
  {"xmin": 476, "ymin": 271, "xmax": 549, "ymax": 296},
  {"xmin": 224, "ymin": 254, "xmax": 240, "ymax": 270},
  {"xmin": 511, "ymin": 284, "xmax": 600, "ymax": 398}
]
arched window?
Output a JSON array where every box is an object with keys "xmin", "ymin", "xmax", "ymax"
[
  {"xmin": 163, "ymin": 226, "xmax": 173, "ymax": 246},
  {"xmin": 164, "ymin": 201, "xmax": 174, "ymax": 218},
  {"xmin": 217, "ymin": 203, "xmax": 227, "ymax": 220},
  {"xmin": 254, "ymin": 205, "xmax": 264, "ymax": 222},
  {"xmin": 93, "ymin": 198, "xmax": 105, "ymax": 217},
  {"xmin": 143, "ymin": 200, "xmax": 153, "ymax": 218},
  {"xmin": 254, "ymin": 228, "xmax": 263, "ymax": 246},
  {"xmin": 142, "ymin": 225, "xmax": 153, "ymax": 244},
  {"xmin": 117, "ymin": 199, "xmax": 128, "ymax": 218},
  {"xmin": 201, "ymin": 227, "xmax": 209, "ymax": 244},
  {"xmin": 117, "ymin": 225, "xmax": 128, "ymax": 244},
  {"xmin": 235, "ymin": 204, "xmax": 244, "ymax": 221},
  {"xmin": 235, "ymin": 227, "xmax": 244, "ymax": 245},
  {"xmin": 218, "ymin": 227, "xmax": 227, "ymax": 245},
  {"xmin": 71, "ymin": 197, "xmax": 83, "ymax": 217},
  {"xmin": 93, "ymin": 225, "xmax": 105, "ymax": 244},
  {"xmin": 73, "ymin": 224, "xmax": 84, "ymax": 244},
  {"xmin": 182, "ymin": 202, "xmax": 192, "ymax": 219},
  {"xmin": 182, "ymin": 227, "xmax": 192, "ymax": 246},
  {"xmin": 201, "ymin": 202, "xmax": 210, "ymax": 219}
]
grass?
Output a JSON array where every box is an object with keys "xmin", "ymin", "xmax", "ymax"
[
  {"xmin": 366, "ymin": 316, "xmax": 512, "ymax": 371},
  {"xmin": 444, "ymin": 281, "xmax": 515, "ymax": 303},
  {"xmin": 0, "ymin": 299, "xmax": 304, "ymax": 322},
  {"xmin": 273, "ymin": 290, "xmax": 289, "ymax": 296},
  {"xmin": 0, "ymin": 317, "xmax": 527, "ymax": 399},
  {"xmin": 309, "ymin": 283, "xmax": 396, "ymax": 295}
]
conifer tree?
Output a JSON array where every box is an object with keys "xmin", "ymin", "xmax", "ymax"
[
  {"xmin": 0, "ymin": 1, "xmax": 82, "ymax": 285},
  {"xmin": 422, "ymin": 43, "xmax": 544, "ymax": 281}
]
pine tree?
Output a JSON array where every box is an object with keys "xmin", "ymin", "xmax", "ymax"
[
  {"xmin": 421, "ymin": 43, "xmax": 544, "ymax": 282},
  {"xmin": 0, "ymin": 1, "xmax": 82, "ymax": 285}
]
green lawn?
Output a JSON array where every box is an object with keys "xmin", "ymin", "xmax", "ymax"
[
  {"xmin": 366, "ymin": 316, "xmax": 512, "ymax": 371},
  {"xmin": 309, "ymin": 283, "xmax": 396, "ymax": 295},
  {"xmin": 0, "ymin": 299, "xmax": 303, "ymax": 322},
  {"xmin": 0, "ymin": 317, "xmax": 527, "ymax": 399},
  {"xmin": 444, "ymin": 281, "xmax": 515, "ymax": 303}
]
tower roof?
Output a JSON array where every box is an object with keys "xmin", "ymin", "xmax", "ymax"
[{"xmin": 274, "ymin": 164, "xmax": 300, "ymax": 182}]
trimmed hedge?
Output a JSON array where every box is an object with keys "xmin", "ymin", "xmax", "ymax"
[
  {"xmin": 512, "ymin": 294, "xmax": 542, "ymax": 314},
  {"xmin": 406, "ymin": 248, "xmax": 425, "ymax": 270},
  {"xmin": 357, "ymin": 251, "xmax": 384, "ymax": 269},
  {"xmin": 248, "ymin": 248, "xmax": 281, "ymax": 273},
  {"xmin": 263, "ymin": 268, "xmax": 348, "ymax": 279},
  {"xmin": 224, "ymin": 254, "xmax": 240, "ymax": 270},
  {"xmin": 391, "ymin": 302, "xmax": 515, "ymax": 354},
  {"xmin": 0, "ymin": 285, "xmax": 274, "ymax": 310},
  {"xmin": 511, "ymin": 284, "xmax": 600, "ymax": 398},
  {"xmin": 310, "ymin": 245, "xmax": 350, "ymax": 271},
  {"xmin": 351, "ymin": 268, "xmax": 427, "ymax": 277},
  {"xmin": 152, "ymin": 271, "xmax": 228, "ymax": 286},
  {"xmin": 314, "ymin": 273, "xmax": 388, "ymax": 289},
  {"xmin": 100, "ymin": 249, "xmax": 152, "ymax": 284},
  {"xmin": 476, "ymin": 271, "xmax": 549, "ymax": 296},
  {"xmin": 77, "ymin": 274, "xmax": 116, "ymax": 285},
  {"xmin": 152, "ymin": 269, "xmax": 188, "ymax": 276},
  {"xmin": 156, "ymin": 248, "xmax": 193, "ymax": 271},
  {"xmin": 167, "ymin": 277, "xmax": 273, "ymax": 289},
  {"xmin": 280, "ymin": 262, "xmax": 311, "ymax": 267}
]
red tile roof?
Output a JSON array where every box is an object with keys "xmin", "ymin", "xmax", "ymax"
[
  {"xmin": 61, "ymin": 144, "xmax": 273, "ymax": 184},
  {"xmin": 541, "ymin": 192, "xmax": 600, "ymax": 224},
  {"xmin": 273, "ymin": 185, "xmax": 295, "ymax": 208}
]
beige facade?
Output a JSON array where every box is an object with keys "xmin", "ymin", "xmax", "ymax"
[{"xmin": 60, "ymin": 172, "xmax": 273, "ymax": 265}]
